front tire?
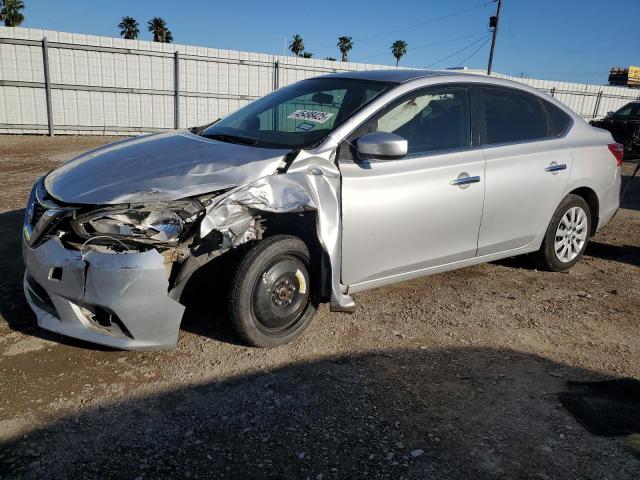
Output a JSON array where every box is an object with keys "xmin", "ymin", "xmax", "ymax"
[
  {"xmin": 228, "ymin": 235, "xmax": 317, "ymax": 347},
  {"xmin": 534, "ymin": 194, "xmax": 591, "ymax": 272}
]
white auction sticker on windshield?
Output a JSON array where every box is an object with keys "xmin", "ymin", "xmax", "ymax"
[{"xmin": 287, "ymin": 109, "xmax": 334, "ymax": 124}]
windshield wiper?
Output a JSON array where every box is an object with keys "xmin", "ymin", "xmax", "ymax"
[{"xmin": 201, "ymin": 133, "xmax": 257, "ymax": 146}]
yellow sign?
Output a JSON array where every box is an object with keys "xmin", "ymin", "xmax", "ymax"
[{"xmin": 629, "ymin": 66, "xmax": 640, "ymax": 83}]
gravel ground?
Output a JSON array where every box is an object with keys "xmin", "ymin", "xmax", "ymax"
[{"xmin": 0, "ymin": 135, "xmax": 639, "ymax": 479}]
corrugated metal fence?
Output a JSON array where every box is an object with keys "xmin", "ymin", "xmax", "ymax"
[{"xmin": 1, "ymin": 27, "xmax": 639, "ymax": 136}]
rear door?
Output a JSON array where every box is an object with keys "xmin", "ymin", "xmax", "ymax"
[{"xmin": 476, "ymin": 86, "xmax": 573, "ymax": 256}]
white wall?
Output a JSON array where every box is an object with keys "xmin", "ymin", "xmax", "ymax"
[{"xmin": 1, "ymin": 27, "xmax": 638, "ymax": 135}]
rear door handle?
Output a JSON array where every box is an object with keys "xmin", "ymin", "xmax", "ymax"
[
  {"xmin": 450, "ymin": 175, "xmax": 481, "ymax": 186},
  {"xmin": 545, "ymin": 163, "xmax": 567, "ymax": 172}
]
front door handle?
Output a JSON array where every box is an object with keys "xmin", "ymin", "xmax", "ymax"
[
  {"xmin": 450, "ymin": 175, "xmax": 481, "ymax": 186},
  {"xmin": 545, "ymin": 163, "xmax": 567, "ymax": 172}
]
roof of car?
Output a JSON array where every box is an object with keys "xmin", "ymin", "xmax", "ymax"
[{"xmin": 318, "ymin": 69, "xmax": 454, "ymax": 83}]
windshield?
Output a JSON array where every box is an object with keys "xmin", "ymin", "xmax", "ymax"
[
  {"xmin": 613, "ymin": 102, "xmax": 640, "ymax": 118},
  {"xmin": 201, "ymin": 78, "xmax": 395, "ymax": 148}
]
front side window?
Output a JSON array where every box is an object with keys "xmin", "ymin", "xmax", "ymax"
[
  {"xmin": 481, "ymin": 87, "xmax": 549, "ymax": 145},
  {"xmin": 346, "ymin": 85, "xmax": 471, "ymax": 158},
  {"xmin": 201, "ymin": 78, "xmax": 393, "ymax": 149}
]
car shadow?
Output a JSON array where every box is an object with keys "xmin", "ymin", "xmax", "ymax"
[
  {"xmin": 621, "ymin": 169, "xmax": 640, "ymax": 212},
  {"xmin": 178, "ymin": 248, "xmax": 249, "ymax": 346},
  {"xmin": 1, "ymin": 346, "xmax": 638, "ymax": 479},
  {"xmin": 585, "ymin": 241, "xmax": 640, "ymax": 268}
]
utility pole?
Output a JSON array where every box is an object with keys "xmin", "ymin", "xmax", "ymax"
[{"xmin": 487, "ymin": 0, "xmax": 502, "ymax": 75}]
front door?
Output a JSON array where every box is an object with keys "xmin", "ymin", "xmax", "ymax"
[{"xmin": 339, "ymin": 85, "xmax": 485, "ymax": 287}]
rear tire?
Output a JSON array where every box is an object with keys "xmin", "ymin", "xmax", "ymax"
[
  {"xmin": 228, "ymin": 235, "xmax": 317, "ymax": 347},
  {"xmin": 533, "ymin": 194, "xmax": 591, "ymax": 272}
]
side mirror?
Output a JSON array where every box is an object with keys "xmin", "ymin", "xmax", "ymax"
[
  {"xmin": 607, "ymin": 111, "xmax": 614, "ymax": 117},
  {"xmin": 356, "ymin": 132, "xmax": 408, "ymax": 160}
]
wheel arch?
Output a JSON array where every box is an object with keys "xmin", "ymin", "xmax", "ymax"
[
  {"xmin": 260, "ymin": 211, "xmax": 332, "ymax": 304},
  {"xmin": 172, "ymin": 210, "xmax": 332, "ymax": 307},
  {"xmin": 568, "ymin": 186, "xmax": 599, "ymax": 236}
]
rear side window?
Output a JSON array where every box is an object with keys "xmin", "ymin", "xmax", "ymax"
[
  {"xmin": 481, "ymin": 87, "xmax": 549, "ymax": 145},
  {"xmin": 543, "ymin": 100, "xmax": 572, "ymax": 136}
]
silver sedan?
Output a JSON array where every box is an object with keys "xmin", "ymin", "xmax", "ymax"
[{"xmin": 22, "ymin": 70, "xmax": 622, "ymax": 349}]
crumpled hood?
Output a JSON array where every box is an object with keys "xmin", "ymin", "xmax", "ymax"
[{"xmin": 44, "ymin": 131, "xmax": 291, "ymax": 204}]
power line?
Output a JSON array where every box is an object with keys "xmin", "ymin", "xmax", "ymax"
[
  {"xmin": 356, "ymin": 1, "xmax": 492, "ymax": 44},
  {"xmin": 457, "ymin": 35, "xmax": 492, "ymax": 66},
  {"xmin": 425, "ymin": 33, "xmax": 493, "ymax": 68},
  {"xmin": 357, "ymin": 31, "xmax": 487, "ymax": 61},
  {"xmin": 312, "ymin": 0, "xmax": 493, "ymax": 53}
]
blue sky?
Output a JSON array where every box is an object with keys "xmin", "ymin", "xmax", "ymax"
[{"xmin": 16, "ymin": 0, "xmax": 640, "ymax": 85}]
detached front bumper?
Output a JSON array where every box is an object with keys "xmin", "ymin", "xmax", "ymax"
[{"xmin": 22, "ymin": 237, "xmax": 185, "ymax": 350}]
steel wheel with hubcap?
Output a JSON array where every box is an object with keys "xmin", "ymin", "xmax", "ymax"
[
  {"xmin": 534, "ymin": 194, "xmax": 592, "ymax": 272},
  {"xmin": 229, "ymin": 235, "xmax": 317, "ymax": 347}
]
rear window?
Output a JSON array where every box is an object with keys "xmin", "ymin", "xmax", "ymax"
[
  {"xmin": 481, "ymin": 87, "xmax": 549, "ymax": 145},
  {"xmin": 543, "ymin": 100, "xmax": 572, "ymax": 136}
]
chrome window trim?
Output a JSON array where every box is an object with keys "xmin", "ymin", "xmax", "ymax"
[{"xmin": 478, "ymin": 133, "xmax": 568, "ymax": 151}]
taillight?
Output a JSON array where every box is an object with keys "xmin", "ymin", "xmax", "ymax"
[{"xmin": 607, "ymin": 143, "xmax": 624, "ymax": 167}]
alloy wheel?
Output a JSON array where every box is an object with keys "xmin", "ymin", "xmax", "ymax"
[{"xmin": 554, "ymin": 206, "xmax": 588, "ymax": 263}]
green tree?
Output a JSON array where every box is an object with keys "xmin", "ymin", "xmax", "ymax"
[
  {"xmin": 391, "ymin": 40, "xmax": 408, "ymax": 67},
  {"xmin": 148, "ymin": 17, "xmax": 173, "ymax": 43},
  {"xmin": 337, "ymin": 36, "xmax": 353, "ymax": 62},
  {"xmin": 0, "ymin": 0, "xmax": 25, "ymax": 27},
  {"xmin": 118, "ymin": 16, "xmax": 139, "ymax": 40},
  {"xmin": 288, "ymin": 34, "xmax": 304, "ymax": 56},
  {"xmin": 302, "ymin": 51, "xmax": 313, "ymax": 58}
]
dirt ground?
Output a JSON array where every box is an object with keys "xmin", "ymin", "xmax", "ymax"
[{"xmin": 0, "ymin": 135, "xmax": 638, "ymax": 479}]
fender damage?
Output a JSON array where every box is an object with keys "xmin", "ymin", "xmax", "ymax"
[
  {"xmin": 172, "ymin": 149, "xmax": 355, "ymax": 313},
  {"xmin": 22, "ymin": 133, "xmax": 353, "ymax": 350}
]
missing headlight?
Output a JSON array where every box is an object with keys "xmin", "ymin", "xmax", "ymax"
[{"xmin": 71, "ymin": 200, "xmax": 205, "ymax": 245}]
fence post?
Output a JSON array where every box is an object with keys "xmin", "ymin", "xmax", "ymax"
[
  {"xmin": 273, "ymin": 59, "xmax": 279, "ymax": 91},
  {"xmin": 593, "ymin": 91, "xmax": 603, "ymax": 119},
  {"xmin": 272, "ymin": 60, "xmax": 279, "ymax": 130},
  {"xmin": 41, "ymin": 37, "xmax": 54, "ymax": 136},
  {"xmin": 174, "ymin": 51, "xmax": 180, "ymax": 129}
]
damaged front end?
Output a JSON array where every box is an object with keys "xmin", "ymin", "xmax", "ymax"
[
  {"xmin": 22, "ymin": 180, "xmax": 215, "ymax": 349},
  {"xmin": 23, "ymin": 147, "xmax": 353, "ymax": 350}
]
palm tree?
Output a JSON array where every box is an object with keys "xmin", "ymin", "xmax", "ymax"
[
  {"xmin": 0, "ymin": 0, "xmax": 25, "ymax": 27},
  {"xmin": 148, "ymin": 17, "xmax": 173, "ymax": 43},
  {"xmin": 302, "ymin": 52, "xmax": 313, "ymax": 58},
  {"xmin": 391, "ymin": 40, "xmax": 408, "ymax": 67},
  {"xmin": 337, "ymin": 36, "xmax": 353, "ymax": 62},
  {"xmin": 118, "ymin": 16, "xmax": 139, "ymax": 40},
  {"xmin": 288, "ymin": 34, "xmax": 304, "ymax": 56}
]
